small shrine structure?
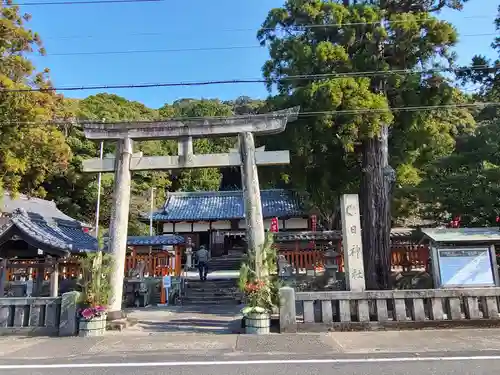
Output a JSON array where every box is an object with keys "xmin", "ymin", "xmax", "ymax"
[
  {"xmin": 124, "ymin": 235, "xmax": 185, "ymax": 277},
  {"xmin": 0, "ymin": 194, "xmax": 98, "ymax": 297}
]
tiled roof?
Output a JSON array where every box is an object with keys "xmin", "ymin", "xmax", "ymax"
[
  {"xmin": 126, "ymin": 235, "xmax": 185, "ymax": 246},
  {"xmin": 1, "ymin": 192, "xmax": 90, "ymax": 227},
  {"xmin": 147, "ymin": 189, "xmax": 305, "ymax": 221},
  {"xmin": 0, "ymin": 208, "xmax": 98, "ymax": 257}
]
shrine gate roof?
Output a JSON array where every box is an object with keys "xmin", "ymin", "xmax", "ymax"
[
  {"xmin": 0, "ymin": 208, "xmax": 98, "ymax": 257},
  {"xmin": 146, "ymin": 189, "xmax": 305, "ymax": 222}
]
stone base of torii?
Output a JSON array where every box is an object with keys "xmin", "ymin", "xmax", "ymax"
[{"xmin": 81, "ymin": 108, "xmax": 300, "ymax": 319}]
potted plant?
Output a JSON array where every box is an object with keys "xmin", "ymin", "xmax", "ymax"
[
  {"xmin": 78, "ymin": 251, "xmax": 113, "ymax": 337},
  {"xmin": 238, "ymin": 232, "xmax": 280, "ymax": 334}
]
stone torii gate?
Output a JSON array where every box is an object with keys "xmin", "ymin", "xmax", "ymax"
[{"xmin": 82, "ymin": 107, "xmax": 299, "ymax": 318}]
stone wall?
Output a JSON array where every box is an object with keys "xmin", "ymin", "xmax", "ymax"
[
  {"xmin": 279, "ymin": 287, "xmax": 500, "ymax": 332},
  {"xmin": 0, "ymin": 291, "xmax": 79, "ymax": 336}
]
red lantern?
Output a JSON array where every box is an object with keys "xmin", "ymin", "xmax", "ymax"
[
  {"xmin": 310, "ymin": 215, "xmax": 317, "ymax": 231},
  {"xmin": 270, "ymin": 217, "xmax": 279, "ymax": 233}
]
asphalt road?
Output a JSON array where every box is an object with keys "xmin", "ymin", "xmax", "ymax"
[{"xmin": 2, "ymin": 355, "xmax": 500, "ymax": 375}]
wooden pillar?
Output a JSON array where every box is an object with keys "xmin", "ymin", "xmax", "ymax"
[
  {"xmin": 175, "ymin": 246, "xmax": 181, "ymax": 276},
  {"xmin": 50, "ymin": 262, "xmax": 59, "ymax": 297},
  {"xmin": 34, "ymin": 266, "xmax": 45, "ymax": 297},
  {"xmin": 0, "ymin": 259, "xmax": 7, "ymax": 297}
]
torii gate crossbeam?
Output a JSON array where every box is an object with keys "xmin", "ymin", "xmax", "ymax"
[{"xmin": 82, "ymin": 107, "xmax": 300, "ymax": 320}]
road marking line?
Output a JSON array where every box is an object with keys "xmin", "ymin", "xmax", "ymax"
[{"xmin": 2, "ymin": 356, "xmax": 500, "ymax": 369}]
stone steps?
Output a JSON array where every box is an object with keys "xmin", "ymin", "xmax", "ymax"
[
  {"xmin": 182, "ymin": 278, "xmax": 242, "ymax": 306},
  {"xmin": 208, "ymin": 252, "xmax": 245, "ymax": 271},
  {"xmin": 209, "ymin": 265, "xmax": 242, "ymax": 270},
  {"xmin": 209, "ymin": 260, "xmax": 244, "ymax": 271},
  {"xmin": 186, "ymin": 280, "xmax": 238, "ymax": 287},
  {"xmin": 186, "ymin": 282, "xmax": 238, "ymax": 289},
  {"xmin": 181, "ymin": 298, "xmax": 241, "ymax": 305}
]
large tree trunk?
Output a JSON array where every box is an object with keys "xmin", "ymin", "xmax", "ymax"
[{"xmin": 360, "ymin": 125, "xmax": 394, "ymax": 290}]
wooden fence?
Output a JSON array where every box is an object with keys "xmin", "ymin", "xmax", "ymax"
[
  {"xmin": 4, "ymin": 244, "xmax": 428, "ymax": 281},
  {"xmin": 5, "ymin": 250, "xmax": 182, "ymax": 281},
  {"xmin": 277, "ymin": 245, "xmax": 429, "ymax": 273},
  {"xmin": 125, "ymin": 251, "xmax": 181, "ymax": 277}
]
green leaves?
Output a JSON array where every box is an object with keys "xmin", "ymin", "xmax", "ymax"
[
  {"xmin": 0, "ymin": 6, "xmax": 71, "ymax": 197},
  {"xmin": 238, "ymin": 231, "xmax": 280, "ymax": 313},
  {"xmin": 256, "ymin": 0, "xmax": 479, "ymax": 227},
  {"xmin": 79, "ymin": 251, "xmax": 114, "ymax": 307}
]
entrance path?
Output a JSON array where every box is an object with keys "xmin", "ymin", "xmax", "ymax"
[{"xmin": 115, "ymin": 305, "xmax": 244, "ymax": 335}]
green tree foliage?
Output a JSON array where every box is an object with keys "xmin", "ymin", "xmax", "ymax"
[
  {"xmin": 418, "ymin": 5, "xmax": 500, "ymax": 225},
  {"xmin": 43, "ymin": 94, "xmax": 169, "ymax": 235},
  {"xmin": 3, "ymin": 0, "xmax": 497, "ymax": 284},
  {"xmin": 159, "ymin": 98, "xmax": 236, "ymax": 191},
  {"xmin": 45, "ymin": 96, "xmax": 238, "ymax": 234},
  {"xmin": 257, "ymin": 0, "xmax": 475, "ymax": 288},
  {"xmin": 0, "ymin": 4, "xmax": 71, "ymax": 197}
]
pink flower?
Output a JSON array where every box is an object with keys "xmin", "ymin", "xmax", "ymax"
[
  {"xmin": 95, "ymin": 306, "xmax": 106, "ymax": 313},
  {"xmin": 81, "ymin": 308, "xmax": 94, "ymax": 319}
]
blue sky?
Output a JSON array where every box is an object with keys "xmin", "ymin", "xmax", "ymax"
[{"xmin": 21, "ymin": 0, "xmax": 499, "ymax": 109}]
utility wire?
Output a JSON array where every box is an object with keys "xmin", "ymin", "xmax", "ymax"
[
  {"xmin": 42, "ymin": 33, "xmax": 497, "ymax": 57},
  {"xmin": 45, "ymin": 28, "xmax": 494, "ymax": 42},
  {"xmin": 1, "ymin": 103, "xmax": 498, "ymax": 126},
  {"xmin": 1, "ymin": 65, "xmax": 496, "ymax": 93},
  {"xmin": 4, "ymin": 0, "xmax": 163, "ymax": 5},
  {"xmin": 295, "ymin": 102, "xmax": 500, "ymax": 117},
  {"xmin": 46, "ymin": 45, "xmax": 262, "ymax": 56}
]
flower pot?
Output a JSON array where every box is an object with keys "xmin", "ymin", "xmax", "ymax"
[
  {"xmin": 245, "ymin": 312, "xmax": 270, "ymax": 334},
  {"xmin": 78, "ymin": 314, "xmax": 107, "ymax": 337}
]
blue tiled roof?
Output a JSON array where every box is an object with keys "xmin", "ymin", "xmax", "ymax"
[
  {"xmin": 0, "ymin": 208, "xmax": 98, "ymax": 256},
  {"xmin": 126, "ymin": 235, "xmax": 185, "ymax": 246},
  {"xmin": 146, "ymin": 189, "xmax": 305, "ymax": 221}
]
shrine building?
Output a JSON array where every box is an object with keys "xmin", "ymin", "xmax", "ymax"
[{"xmin": 145, "ymin": 189, "xmax": 314, "ymax": 256}]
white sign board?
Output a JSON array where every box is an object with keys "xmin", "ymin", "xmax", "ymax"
[
  {"xmin": 162, "ymin": 275, "xmax": 172, "ymax": 289},
  {"xmin": 437, "ymin": 247, "xmax": 496, "ymax": 287},
  {"xmin": 340, "ymin": 194, "xmax": 365, "ymax": 291}
]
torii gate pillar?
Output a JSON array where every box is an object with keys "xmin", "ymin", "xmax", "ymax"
[
  {"xmin": 82, "ymin": 107, "xmax": 299, "ymax": 318},
  {"xmin": 108, "ymin": 137, "xmax": 133, "ymax": 316},
  {"xmin": 240, "ymin": 132, "xmax": 266, "ymax": 278}
]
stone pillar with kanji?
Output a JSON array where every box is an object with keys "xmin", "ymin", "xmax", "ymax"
[{"xmin": 340, "ymin": 194, "xmax": 366, "ymax": 291}]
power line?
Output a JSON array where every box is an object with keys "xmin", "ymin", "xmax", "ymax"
[
  {"xmin": 4, "ymin": 0, "xmax": 163, "ymax": 5},
  {"xmin": 42, "ymin": 33, "xmax": 497, "ymax": 57},
  {"xmin": 1, "ymin": 103, "xmax": 498, "ymax": 126},
  {"xmin": 46, "ymin": 45, "xmax": 262, "ymax": 57},
  {"xmin": 45, "ymin": 29, "xmax": 495, "ymax": 42},
  {"xmin": 1, "ymin": 65, "xmax": 496, "ymax": 93},
  {"xmin": 296, "ymin": 102, "xmax": 500, "ymax": 117}
]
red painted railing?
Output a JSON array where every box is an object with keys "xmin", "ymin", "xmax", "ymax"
[
  {"xmin": 125, "ymin": 249, "xmax": 181, "ymax": 276},
  {"xmin": 6, "ymin": 248, "xmax": 183, "ymax": 281},
  {"xmin": 277, "ymin": 245, "xmax": 429, "ymax": 273}
]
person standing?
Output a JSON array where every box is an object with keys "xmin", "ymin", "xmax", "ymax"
[{"xmin": 196, "ymin": 245, "xmax": 209, "ymax": 281}]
